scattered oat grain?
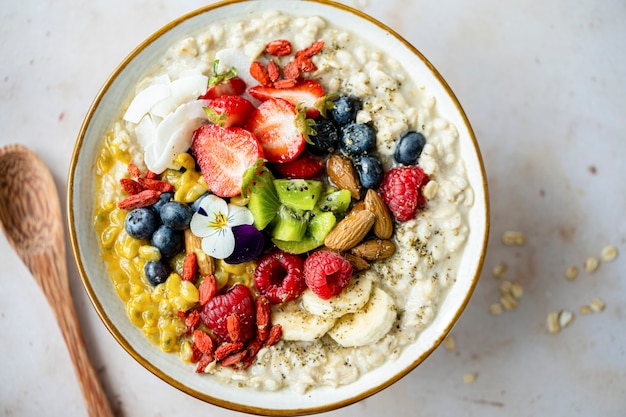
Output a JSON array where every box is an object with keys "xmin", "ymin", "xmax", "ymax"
[
  {"xmin": 601, "ymin": 245, "xmax": 618, "ymax": 262},
  {"xmin": 443, "ymin": 335, "xmax": 456, "ymax": 352},
  {"xmin": 510, "ymin": 282, "xmax": 524, "ymax": 299},
  {"xmin": 502, "ymin": 231, "xmax": 525, "ymax": 246},
  {"xmin": 463, "ymin": 373, "xmax": 477, "ymax": 384},
  {"xmin": 589, "ymin": 297, "xmax": 605, "ymax": 312},
  {"xmin": 500, "ymin": 294, "xmax": 517, "ymax": 311},
  {"xmin": 558, "ymin": 310, "xmax": 574, "ymax": 329},
  {"xmin": 493, "ymin": 262, "xmax": 508, "ymax": 279},
  {"xmin": 565, "ymin": 265, "xmax": 579, "ymax": 281},
  {"xmin": 584, "ymin": 256, "xmax": 600, "ymax": 273},
  {"xmin": 422, "ymin": 180, "xmax": 439, "ymax": 200},
  {"xmin": 499, "ymin": 280, "xmax": 513, "ymax": 295},
  {"xmin": 579, "ymin": 305, "xmax": 593, "ymax": 315},
  {"xmin": 546, "ymin": 311, "xmax": 560, "ymax": 333},
  {"xmin": 489, "ymin": 303, "xmax": 503, "ymax": 315}
]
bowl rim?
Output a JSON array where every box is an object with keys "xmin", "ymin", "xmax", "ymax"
[{"xmin": 67, "ymin": 0, "xmax": 490, "ymax": 414}]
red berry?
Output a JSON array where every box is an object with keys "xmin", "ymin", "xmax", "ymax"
[
  {"xmin": 200, "ymin": 284, "xmax": 256, "ymax": 343},
  {"xmin": 254, "ymin": 250, "xmax": 306, "ymax": 304},
  {"xmin": 248, "ymin": 80, "xmax": 325, "ymax": 118},
  {"xmin": 191, "ymin": 124, "xmax": 264, "ymax": 197},
  {"xmin": 273, "ymin": 151, "xmax": 324, "ymax": 179},
  {"xmin": 200, "ymin": 76, "xmax": 247, "ymax": 99},
  {"xmin": 379, "ymin": 166, "xmax": 429, "ymax": 222},
  {"xmin": 304, "ymin": 251, "xmax": 352, "ymax": 300},
  {"xmin": 203, "ymin": 94, "xmax": 255, "ymax": 128},
  {"xmin": 245, "ymin": 98, "xmax": 306, "ymax": 163}
]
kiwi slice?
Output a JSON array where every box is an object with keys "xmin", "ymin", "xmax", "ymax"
[
  {"xmin": 274, "ymin": 179, "xmax": 323, "ymax": 211},
  {"xmin": 317, "ymin": 189, "xmax": 352, "ymax": 213},
  {"xmin": 243, "ymin": 161, "xmax": 281, "ymax": 230},
  {"xmin": 272, "ymin": 205, "xmax": 309, "ymax": 242},
  {"xmin": 273, "ymin": 211, "xmax": 336, "ymax": 255}
]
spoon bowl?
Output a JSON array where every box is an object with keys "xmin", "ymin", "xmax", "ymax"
[{"xmin": 0, "ymin": 144, "xmax": 114, "ymax": 417}]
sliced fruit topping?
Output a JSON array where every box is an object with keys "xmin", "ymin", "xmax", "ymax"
[
  {"xmin": 302, "ymin": 272, "xmax": 373, "ymax": 319},
  {"xmin": 272, "ymin": 210, "xmax": 336, "ymax": 255},
  {"xmin": 327, "ymin": 286, "xmax": 397, "ymax": 347},
  {"xmin": 270, "ymin": 299, "xmax": 336, "ymax": 342},
  {"xmin": 248, "ymin": 80, "xmax": 326, "ymax": 118},
  {"xmin": 245, "ymin": 98, "xmax": 307, "ymax": 163},
  {"xmin": 200, "ymin": 284, "xmax": 256, "ymax": 343},
  {"xmin": 303, "ymin": 250, "xmax": 352, "ymax": 300},
  {"xmin": 273, "ymin": 151, "xmax": 325, "ymax": 179},
  {"xmin": 242, "ymin": 160, "xmax": 281, "ymax": 231},
  {"xmin": 379, "ymin": 166, "xmax": 429, "ymax": 222},
  {"xmin": 274, "ymin": 178, "xmax": 323, "ymax": 211},
  {"xmin": 191, "ymin": 124, "xmax": 264, "ymax": 197},
  {"xmin": 254, "ymin": 250, "xmax": 307, "ymax": 304},
  {"xmin": 271, "ymin": 205, "xmax": 309, "ymax": 242},
  {"xmin": 203, "ymin": 94, "xmax": 255, "ymax": 128},
  {"xmin": 201, "ymin": 60, "xmax": 247, "ymax": 99},
  {"xmin": 317, "ymin": 189, "xmax": 352, "ymax": 213}
]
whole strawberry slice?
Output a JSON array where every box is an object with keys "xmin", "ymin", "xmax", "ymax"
[
  {"xmin": 245, "ymin": 98, "xmax": 308, "ymax": 163},
  {"xmin": 191, "ymin": 124, "xmax": 264, "ymax": 197},
  {"xmin": 273, "ymin": 151, "xmax": 324, "ymax": 179},
  {"xmin": 203, "ymin": 94, "xmax": 254, "ymax": 128},
  {"xmin": 248, "ymin": 80, "xmax": 326, "ymax": 118},
  {"xmin": 200, "ymin": 284, "xmax": 256, "ymax": 343},
  {"xmin": 379, "ymin": 166, "xmax": 429, "ymax": 222}
]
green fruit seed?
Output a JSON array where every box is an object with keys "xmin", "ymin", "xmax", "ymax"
[{"xmin": 317, "ymin": 189, "xmax": 352, "ymax": 213}]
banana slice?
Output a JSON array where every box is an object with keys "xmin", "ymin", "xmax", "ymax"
[
  {"xmin": 301, "ymin": 272, "xmax": 374, "ymax": 319},
  {"xmin": 271, "ymin": 299, "xmax": 337, "ymax": 342},
  {"xmin": 328, "ymin": 286, "xmax": 397, "ymax": 347}
]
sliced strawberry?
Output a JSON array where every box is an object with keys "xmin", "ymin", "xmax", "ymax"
[
  {"xmin": 191, "ymin": 124, "xmax": 264, "ymax": 197},
  {"xmin": 245, "ymin": 98, "xmax": 306, "ymax": 163},
  {"xmin": 203, "ymin": 95, "xmax": 255, "ymax": 128},
  {"xmin": 273, "ymin": 151, "xmax": 325, "ymax": 179},
  {"xmin": 201, "ymin": 76, "xmax": 247, "ymax": 99},
  {"xmin": 248, "ymin": 80, "xmax": 325, "ymax": 118}
]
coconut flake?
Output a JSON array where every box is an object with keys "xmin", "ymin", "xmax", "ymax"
[{"xmin": 123, "ymin": 75, "xmax": 171, "ymax": 123}]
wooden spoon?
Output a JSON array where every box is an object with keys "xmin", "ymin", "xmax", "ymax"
[{"xmin": 0, "ymin": 144, "xmax": 114, "ymax": 417}]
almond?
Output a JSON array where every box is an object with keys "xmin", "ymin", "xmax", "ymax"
[
  {"xmin": 350, "ymin": 239, "xmax": 396, "ymax": 261},
  {"xmin": 184, "ymin": 228, "xmax": 215, "ymax": 275},
  {"xmin": 327, "ymin": 154, "xmax": 361, "ymax": 200},
  {"xmin": 324, "ymin": 208, "xmax": 375, "ymax": 251},
  {"xmin": 364, "ymin": 189, "xmax": 393, "ymax": 239},
  {"xmin": 343, "ymin": 252, "xmax": 371, "ymax": 272}
]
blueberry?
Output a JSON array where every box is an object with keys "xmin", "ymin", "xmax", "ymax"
[
  {"xmin": 190, "ymin": 192, "xmax": 210, "ymax": 213},
  {"xmin": 394, "ymin": 131, "xmax": 426, "ymax": 165},
  {"xmin": 159, "ymin": 201, "xmax": 193, "ymax": 230},
  {"xmin": 150, "ymin": 225, "xmax": 183, "ymax": 258},
  {"xmin": 152, "ymin": 191, "xmax": 173, "ymax": 213},
  {"xmin": 307, "ymin": 118, "xmax": 338, "ymax": 155},
  {"xmin": 330, "ymin": 95, "xmax": 362, "ymax": 126},
  {"xmin": 144, "ymin": 260, "xmax": 170, "ymax": 286},
  {"xmin": 124, "ymin": 207, "xmax": 159, "ymax": 240},
  {"xmin": 339, "ymin": 123, "xmax": 376, "ymax": 156},
  {"xmin": 354, "ymin": 155, "xmax": 384, "ymax": 189}
]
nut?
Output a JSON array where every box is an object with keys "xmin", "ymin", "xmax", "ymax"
[
  {"xmin": 324, "ymin": 208, "xmax": 375, "ymax": 251},
  {"xmin": 327, "ymin": 154, "xmax": 361, "ymax": 200},
  {"xmin": 184, "ymin": 228, "xmax": 215, "ymax": 275},
  {"xmin": 364, "ymin": 189, "xmax": 393, "ymax": 239},
  {"xmin": 350, "ymin": 239, "xmax": 396, "ymax": 261},
  {"xmin": 343, "ymin": 252, "xmax": 371, "ymax": 272}
]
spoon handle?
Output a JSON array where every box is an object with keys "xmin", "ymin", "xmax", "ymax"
[{"xmin": 26, "ymin": 247, "xmax": 115, "ymax": 417}]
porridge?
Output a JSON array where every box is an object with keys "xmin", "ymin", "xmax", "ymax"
[{"xmin": 92, "ymin": 10, "xmax": 473, "ymax": 393}]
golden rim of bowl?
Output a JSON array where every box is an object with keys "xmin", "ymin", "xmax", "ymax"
[{"xmin": 67, "ymin": 0, "xmax": 490, "ymax": 415}]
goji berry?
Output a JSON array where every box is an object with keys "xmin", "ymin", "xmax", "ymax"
[
  {"xmin": 250, "ymin": 61, "xmax": 272, "ymax": 86},
  {"xmin": 256, "ymin": 295, "xmax": 271, "ymax": 342},
  {"xmin": 283, "ymin": 61, "xmax": 301, "ymax": 80},
  {"xmin": 295, "ymin": 40, "xmax": 324, "ymax": 58},
  {"xmin": 117, "ymin": 189, "xmax": 161, "ymax": 210},
  {"xmin": 267, "ymin": 61, "xmax": 280, "ymax": 83},
  {"xmin": 265, "ymin": 39, "xmax": 292, "ymax": 56},
  {"xmin": 227, "ymin": 313, "xmax": 241, "ymax": 343},
  {"xmin": 193, "ymin": 330, "xmax": 215, "ymax": 354},
  {"xmin": 198, "ymin": 275, "xmax": 217, "ymax": 305},
  {"xmin": 214, "ymin": 342, "xmax": 244, "ymax": 361},
  {"xmin": 265, "ymin": 324, "xmax": 282, "ymax": 347},
  {"xmin": 220, "ymin": 350, "xmax": 247, "ymax": 367},
  {"xmin": 195, "ymin": 352, "xmax": 214, "ymax": 373},
  {"xmin": 182, "ymin": 252, "xmax": 197, "ymax": 282},
  {"xmin": 138, "ymin": 177, "xmax": 174, "ymax": 193},
  {"xmin": 119, "ymin": 178, "xmax": 144, "ymax": 195},
  {"xmin": 273, "ymin": 79, "xmax": 298, "ymax": 89},
  {"xmin": 128, "ymin": 163, "xmax": 141, "ymax": 179},
  {"xmin": 184, "ymin": 309, "xmax": 201, "ymax": 333}
]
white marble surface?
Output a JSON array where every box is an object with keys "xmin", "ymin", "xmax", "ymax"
[{"xmin": 1, "ymin": 0, "xmax": 625, "ymax": 416}]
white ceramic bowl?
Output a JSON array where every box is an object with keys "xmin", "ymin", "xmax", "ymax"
[{"xmin": 68, "ymin": 0, "xmax": 489, "ymax": 414}]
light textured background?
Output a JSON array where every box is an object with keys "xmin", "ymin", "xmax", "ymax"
[{"xmin": 1, "ymin": 0, "xmax": 624, "ymax": 416}]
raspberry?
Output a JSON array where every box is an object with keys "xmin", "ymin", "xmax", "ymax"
[
  {"xmin": 254, "ymin": 250, "xmax": 306, "ymax": 304},
  {"xmin": 304, "ymin": 251, "xmax": 352, "ymax": 300},
  {"xmin": 379, "ymin": 166, "xmax": 429, "ymax": 222},
  {"xmin": 200, "ymin": 284, "xmax": 256, "ymax": 343}
]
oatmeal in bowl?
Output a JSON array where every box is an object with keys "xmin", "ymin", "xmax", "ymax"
[{"xmin": 68, "ymin": 0, "xmax": 488, "ymax": 414}]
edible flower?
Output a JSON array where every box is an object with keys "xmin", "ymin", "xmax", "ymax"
[{"xmin": 190, "ymin": 194, "xmax": 254, "ymax": 259}]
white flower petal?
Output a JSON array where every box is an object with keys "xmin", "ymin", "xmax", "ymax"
[
  {"xmin": 200, "ymin": 194, "xmax": 228, "ymax": 216},
  {"xmin": 201, "ymin": 228, "xmax": 235, "ymax": 259},
  {"xmin": 227, "ymin": 204, "xmax": 254, "ymax": 227}
]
